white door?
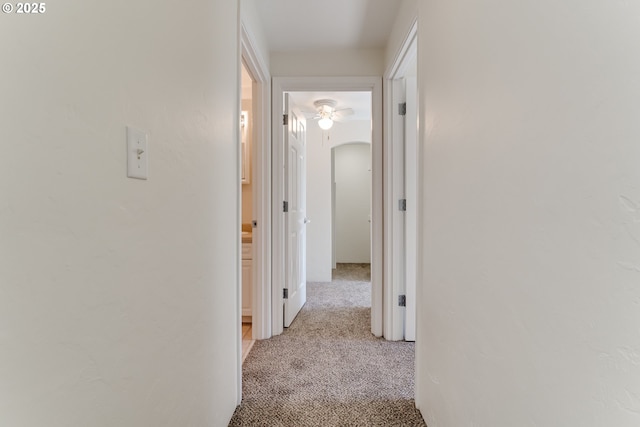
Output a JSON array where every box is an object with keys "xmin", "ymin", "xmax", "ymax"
[{"xmin": 284, "ymin": 93, "xmax": 307, "ymax": 327}]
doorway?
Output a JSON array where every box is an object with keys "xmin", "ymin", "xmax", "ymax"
[
  {"xmin": 277, "ymin": 91, "xmax": 374, "ymax": 328},
  {"xmin": 237, "ymin": 21, "xmax": 272, "ymax": 406},
  {"xmin": 240, "ymin": 60, "xmax": 255, "ymax": 362},
  {"xmin": 283, "ymin": 92, "xmax": 373, "ymax": 282},
  {"xmin": 272, "ymin": 77, "xmax": 383, "ymax": 337},
  {"xmin": 383, "ymin": 19, "xmax": 418, "ymax": 341},
  {"xmin": 332, "ymin": 142, "xmax": 372, "ymax": 270}
]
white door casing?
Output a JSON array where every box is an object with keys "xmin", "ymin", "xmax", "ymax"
[
  {"xmin": 404, "ymin": 75, "xmax": 418, "ymax": 342},
  {"xmin": 241, "ymin": 22, "xmax": 271, "ymax": 342},
  {"xmin": 383, "ymin": 17, "xmax": 418, "ymax": 341},
  {"xmin": 283, "ymin": 94, "xmax": 307, "ymax": 327},
  {"xmin": 384, "ymin": 78, "xmax": 407, "ymax": 341},
  {"xmin": 386, "ymin": 75, "xmax": 418, "ymax": 342},
  {"xmin": 239, "ymin": 21, "xmax": 271, "ymax": 405}
]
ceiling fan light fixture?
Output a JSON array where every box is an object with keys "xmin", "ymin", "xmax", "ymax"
[{"xmin": 318, "ymin": 116, "xmax": 333, "ymax": 130}]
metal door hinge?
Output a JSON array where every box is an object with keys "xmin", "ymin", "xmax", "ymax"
[
  {"xmin": 283, "ymin": 201, "xmax": 289, "ymax": 213},
  {"xmin": 398, "ymin": 102, "xmax": 407, "ymax": 116},
  {"xmin": 399, "ymin": 199, "xmax": 407, "ymax": 211},
  {"xmin": 283, "ymin": 114, "xmax": 289, "ymax": 126},
  {"xmin": 398, "ymin": 295, "xmax": 406, "ymax": 307},
  {"xmin": 283, "ymin": 288, "xmax": 289, "ymax": 299}
]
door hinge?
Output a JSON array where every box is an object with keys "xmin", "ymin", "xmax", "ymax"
[
  {"xmin": 283, "ymin": 201, "xmax": 289, "ymax": 213},
  {"xmin": 283, "ymin": 114, "xmax": 289, "ymax": 126},
  {"xmin": 398, "ymin": 102, "xmax": 407, "ymax": 116},
  {"xmin": 399, "ymin": 199, "xmax": 407, "ymax": 211},
  {"xmin": 283, "ymin": 288, "xmax": 289, "ymax": 299},
  {"xmin": 398, "ymin": 295, "xmax": 406, "ymax": 307}
]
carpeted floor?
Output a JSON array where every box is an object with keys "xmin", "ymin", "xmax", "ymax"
[
  {"xmin": 229, "ymin": 264, "xmax": 426, "ymax": 427},
  {"xmin": 332, "ymin": 263, "xmax": 371, "ymax": 282}
]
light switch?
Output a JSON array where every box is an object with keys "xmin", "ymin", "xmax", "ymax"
[{"xmin": 127, "ymin": 126, "xmax": 148, "ymax": 180}]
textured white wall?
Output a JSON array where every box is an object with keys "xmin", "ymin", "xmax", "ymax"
[
  {"xmin": 306, "ymin": 121, "xmax": 372, "ymax": 281},
  {"xmin": 415, "ymin": 1, "xmax": 640, "ymax": 426},
  {"xmin": 0, "ymin": 1, "xmax": 239, "ymax": 426},
  {"xmin": 335, "ymin": 143, "xmax": 372, "ymax": 263}
]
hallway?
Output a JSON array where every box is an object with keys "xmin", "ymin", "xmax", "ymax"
[{"xmin": 229, "ymin": 264, "xmax": 425, "ymax": 426}]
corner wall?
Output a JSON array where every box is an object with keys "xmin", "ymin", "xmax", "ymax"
[
  {"xmin": 416, "ymin": 1, "xmax": 640, "ymax": 426},
  {"xmin": 0, "ymin": 1, "xmax": 239, "ymax": 425}
]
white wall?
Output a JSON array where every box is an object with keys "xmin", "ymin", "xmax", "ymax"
[
  {"xmin": 0, "ymin": 1, "xmax": 239, "ymax": 426},
  {"xmin": 271, "ymin": 49, "xmax": 384, "ymax": 77},
  {"xmin": 334, "ymin": 143, "xmax": 372, "ymax": 263},
  {"xmin": 384, "ymin": 0, "xmax": 418, "ymax": 74},
  {"xmin": 306, "ymin": 120, "xmax": 372, "ymax": 281},
  {"xmin": 415, "ymin": 1, "xmax": 640, "ymax": 426},
  {"xmin": 240, "ymin": 0, "xmax": 271, "ymax": 72}
]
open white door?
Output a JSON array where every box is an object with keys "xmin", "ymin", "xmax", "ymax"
[{"xmin": 283, "ymin": 93, "xmax": 307, "ymax": 327}]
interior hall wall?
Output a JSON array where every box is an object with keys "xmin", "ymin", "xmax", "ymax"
[
  {"xmin": 415, "ymin": 1, "xmax": 640, "ymax": 426},
  {"xmin": 0, "ymin": 1, "xmax": 240, "ymax": 425}
]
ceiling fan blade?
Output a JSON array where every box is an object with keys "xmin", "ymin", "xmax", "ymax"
[
  {"xmin": 333, "ymin": 115, "xmax": 353, "ymax": 123},
  {"xmin": 301, "ymin": 110, "xmax": 320, "ymax": 120},
  {"xmin": 333, "ymin": 108, "xmax": 354, "ymax": 118}
]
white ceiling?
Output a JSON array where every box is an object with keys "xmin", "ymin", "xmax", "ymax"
[
  {"xmin": 289, "ymin": 91, "xmax": 372, "ymax": 121},
  {"xmin": 254, "ymin": 0, "xmax": 401, "ymax": 52},
  {"xmin": 246, "ymin": 0, "xmax": 400, "ymax": 120}
]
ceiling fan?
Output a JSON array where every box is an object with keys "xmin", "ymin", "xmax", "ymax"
[{"xmin": 306, "ymin": 99, "xmax": 354, "ymax": 130}]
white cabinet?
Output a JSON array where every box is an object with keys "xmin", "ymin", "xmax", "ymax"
[{"xmin": 241, "ymin": 243, "xmax": 252, "ymax": 318}]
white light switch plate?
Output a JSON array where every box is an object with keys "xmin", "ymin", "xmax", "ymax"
[{"xmin": 127, "ymin": 126, "xmax": 148, "ymax": 180}]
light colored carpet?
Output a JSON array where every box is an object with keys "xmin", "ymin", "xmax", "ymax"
[
  {"xmin": 229, "ymin": 264, "xmax": 426, "ymax": 426},
  {"xmin": 332, "ymin": 263, "xmax": 371, "ymax": 282}
]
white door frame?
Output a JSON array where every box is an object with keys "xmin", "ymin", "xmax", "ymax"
[
  {"xmin": 384, "ymin": 77, "xmax": 407, "ymax": 341},
  {"xmin": 283, "ymin": 94, "xmax": 308, "ymax": 327},
  {"xmin": 272, "ymin": 76, "xmax": 383, "ymax": 337},
  {"xmin": 240, "ymin": 24, "xmax": 271, "ymax": 340},
  {"xmin": 238, "ymin": 19, "xmax": 271, "ymax": 406},
  {"xmin": 404, "ymin": 74, "xmax": 418, "ymax": 342},
  {"xmin": 383, "ymin": 18, "xmax": 418, "ymax": 341}
]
